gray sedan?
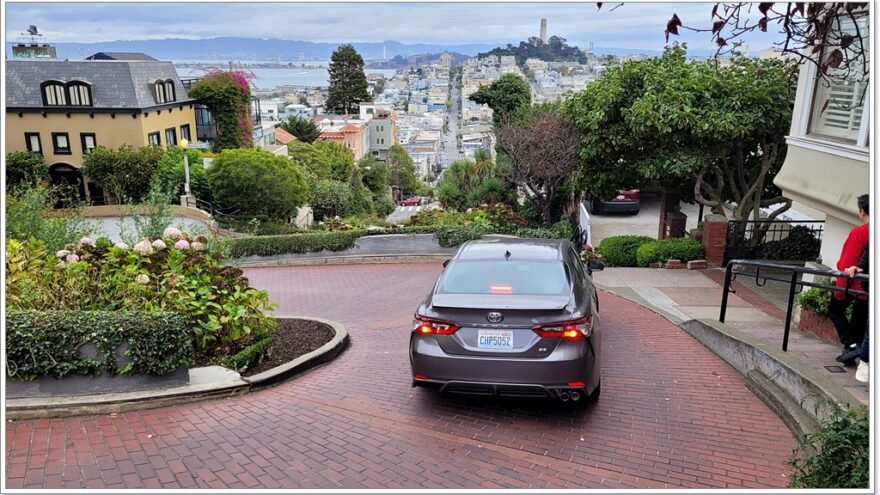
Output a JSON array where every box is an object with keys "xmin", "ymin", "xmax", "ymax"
[{"xmin": 410, "ymin": 237, "xmax": 603, "ymax": 404}]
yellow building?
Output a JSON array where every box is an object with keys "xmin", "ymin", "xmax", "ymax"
[{"xmin": 5, "ymin": 53, "xmax": 197, "ymax": 203}]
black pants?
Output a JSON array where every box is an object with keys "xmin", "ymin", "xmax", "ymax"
[{"xmin": 828, "ymin": 295, "xmax": 869, "ymax": 347}]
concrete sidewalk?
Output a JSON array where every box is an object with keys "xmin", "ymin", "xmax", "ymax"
[{"xmin": 593, "ymin": 267, "xmax": 869, "ymax": 406}]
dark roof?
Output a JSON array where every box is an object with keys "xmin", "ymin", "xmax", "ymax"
[
  {"xmin": 85, "ymin": 52, "xmax": 158, "ymax": 61},
  {"xmin": 456, "ymin": 237, "xmax": 565, "ymax": 261},
  {"xmin": 6, "ymin": 59, "xmax": 191, "ymax": 110}
]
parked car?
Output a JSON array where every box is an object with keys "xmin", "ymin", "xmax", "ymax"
[
  {"xmin": 410, "ymin": 238, "xmax": 604, "ymax": 404},
  {"xmin": 588, "ymin": 189, "xmax": 640, "ymax": 214},
  {"xmin": 400, "ymin": 197, "xmax": 423, "ymax": 206}
]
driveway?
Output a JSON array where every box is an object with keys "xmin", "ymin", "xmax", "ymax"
[
  {"xmin": 589, "ymin": 194, "xmax": 702, "ymax": 246},
  {"xmin": 386, "ymin": 202, "xmax": 438, "ymax": 225},
  {"xmin": 5, "ymin": 264, "xmax": 795, "ymax": 489}
]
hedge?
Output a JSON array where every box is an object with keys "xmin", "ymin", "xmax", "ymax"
[
  {"xmin": 221, "ymin": 334, "xmax": 273, "ymax": 372},
  {"xmin": 596, "ymin": 236, "xmax": 655, "ymax": 267},
  {"xmin": 635, "ymin": 238, "xmax": 705, "ymax": 267},
  {"xmin": 6, "ymin": 311, "xmax": 191, "ymax": 380},
  {"xmin": 759, "ymin": 225, "xmax": 822, "ymax": 261}
]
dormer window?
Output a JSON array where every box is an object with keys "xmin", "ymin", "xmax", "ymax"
[
  {"xmin": 154, "ymin": 79, "xmax": 176, "ymax": 104},
  {"xmin": 42, "ymin": 81, "xmax": 67, "ymax": 106},
  {"xmin": 67, "ymin": 82, "xmax": 92, "ymax": 106}
]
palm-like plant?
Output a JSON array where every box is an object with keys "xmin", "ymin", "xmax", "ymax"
[{"xmin": 472, "ymin": 148, "xmax": 495, "ymax": 179}]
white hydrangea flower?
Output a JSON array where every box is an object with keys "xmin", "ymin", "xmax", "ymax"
[
  {"xmin": 151, "ymin": 239, "xmax": 167, "ymax": 250},
  {"xmin": 135, "ymin": 274, "xmax": 150, "ymax": 285},
  {"xmin": 114, "ymin": 242, "xmax": 130, "ymax": 250},
  {"xmin": 56, "ymin": 249, "xmax": 71, "ymax": 258},
  {"xmin": 191, "ymin": 241, "xmax": 206, "ymax": 251},
  {"xmin": 133, "ymin": 240, "xmax": 153, "ymax": 256},
  {"xmin": 79, "ymin": 237, "xmax": 95, "ymax": 246},
  {"xmin": 163, "ymin": 227, "xmax": 182, "ymax": 239}
]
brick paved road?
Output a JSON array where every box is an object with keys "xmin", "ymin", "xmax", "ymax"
[{"xmin": 5, "ymin": 264, "xmax": 796, "ymax": 489}]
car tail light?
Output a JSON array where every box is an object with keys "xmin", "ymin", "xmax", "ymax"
[
  {"xmin": 413, "ymin": 314, "xmax": 460, "ymax": 335},
  {"xmin": 490, "ymin": 284, "xmax": 513, "ymax": 294},
  {"xmin": 568, "ymin": 381, "xmax": 585, "ymax": 387},
  {"xmin": 532, "ymin": 315, "xmax": 592, "ymax": 339}
]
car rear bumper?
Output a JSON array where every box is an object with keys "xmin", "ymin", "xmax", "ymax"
[
  {"xmin": 409, "ymin": 335, "xmax": 599, "ymax": 396},
  {"xmin": 599, "ymin": 201, "xmax": 640, "ymax": 213}
]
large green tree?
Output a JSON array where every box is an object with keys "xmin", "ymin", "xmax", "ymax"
[
  {"xmin": 386, "ymin": 144, "xmax": 418, "ymax": 196},
  {"xmin": 5, "ymin": 151, "xmax": 48, "ymax": 190},
  {"xmin": 82, "ymin": 145, "xmax": 165, "ymax": 203},
  {"xmin": 280, "ymin": 116, "xmax": 321, "ymax": 143},
  {"xmin": 468, "ymin": 73, "xmax": 532, "ymax": 125},
  {"xmin": 287, "ymin": 140, "xmax": 354, "ymax": 182},
  {"xmin": 206, "ymin": 149, "xmax": 307, "ymax": 220},
  {"xmin": 565, "ymin": 46, "xmax": 795, "ymax": 240},
  {"xmin": 325, "ymin": 44, "xmax": 372, "ymax": 115}
]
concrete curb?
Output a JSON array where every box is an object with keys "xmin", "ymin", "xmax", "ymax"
[
  {"xmin": 595, "ymin": 286, "xmax": 860, "ymax": 437},
  {"xmin": 244, "ymin": 315, "xmax": 350, "ymax": 389},
  {"xmin": 5, "ymin": 316, "xmax": 349, "ymax": 420},
  {"xmin": 234, "ymin": 253, "xmax": 450, "ymax": 268}
]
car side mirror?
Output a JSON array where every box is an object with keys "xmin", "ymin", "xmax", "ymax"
[
  {"xmin": 587, "ymin": 260, "xmax": 604, "ymax": 272},
  {"xmin": 443, "ymin": 259, "xmax": 451, "ymax": 268}
]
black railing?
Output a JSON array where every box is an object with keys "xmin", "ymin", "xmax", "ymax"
[
  {"xmin": 720, "ymin": 259, "xmax": 868, "ymax": 352},
  {"xmin": 724, "ymin": 219, "xmax": 824, "ymax": 265}
]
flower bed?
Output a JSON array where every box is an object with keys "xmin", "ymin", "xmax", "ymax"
[{"xmin": 6, "ymin": 228, "xmax": 276, "ymax": 367}]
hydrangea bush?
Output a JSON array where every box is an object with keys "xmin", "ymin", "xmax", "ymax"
[{"xmin": 6, "ymin": 229, "xmax": 276, "ymax": 357}]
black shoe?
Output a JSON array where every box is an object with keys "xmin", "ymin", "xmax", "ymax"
[{"xmin": 837, "ymin": 344, "xmax": 861, "ymax": 364}]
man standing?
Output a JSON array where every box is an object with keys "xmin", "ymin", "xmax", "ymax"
[{"xmin": 833, "ymin": 194, "xmax": 869, "ymax": 366}]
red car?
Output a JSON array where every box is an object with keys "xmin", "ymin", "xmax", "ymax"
[
  {"xmin": 588, "ymin": 189, "xmax": 640, "ymax": 214},
  {"xmin": 400, "ymin": 197, "xmax": 423, "ymax": 206}
]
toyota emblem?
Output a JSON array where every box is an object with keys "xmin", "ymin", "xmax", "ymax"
[{"xmin": 487, "ymin": 312, "xmax": 504, "ymax": 323}]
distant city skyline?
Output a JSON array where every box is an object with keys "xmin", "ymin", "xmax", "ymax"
[{"xmin": 5, "ymin": 2, "xmax": 785, "ymax": 53}]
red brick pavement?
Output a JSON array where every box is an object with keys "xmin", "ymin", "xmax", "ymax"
[{"xmin": 5, "ymin": 263, "xmax": 796, "ymax": 489}]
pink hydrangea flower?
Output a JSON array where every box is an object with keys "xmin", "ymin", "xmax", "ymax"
[
  {"xmin": 114, "ymin": 242, "xmax": 130, "ymax": 250},
  {"xmin": 175, "ymin": 239, "xmax": 190, "ymax": 250},
  {"xmin": 79, "ymin": 237, "xmax": 95, "ymax": 246},
  {"xmin": 66, "ymin": 253, "xmax": 80, "ymax": 262}
]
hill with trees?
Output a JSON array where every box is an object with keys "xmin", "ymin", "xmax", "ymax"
[{"xmin": 478, "ymin": 36, "xmax": 588, "ymax": 66}]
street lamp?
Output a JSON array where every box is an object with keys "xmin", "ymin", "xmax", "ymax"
[{"xmin": 179, "ymin": 138, "xmax": 191, "ymax": 195}]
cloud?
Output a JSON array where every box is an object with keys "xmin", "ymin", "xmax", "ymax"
[{"xmin": 4, "ymin": 2, "xmax": 784, "ymax": 50}]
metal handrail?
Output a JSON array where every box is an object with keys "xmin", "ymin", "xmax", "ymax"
[{"xmin": 720, "ymin": 259, "xmax": 869, "ymax": 352}]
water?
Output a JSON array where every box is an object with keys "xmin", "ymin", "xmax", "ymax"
[{"xmin": 173, "ymin": 60, "xmax": 398, "ymax": 90}]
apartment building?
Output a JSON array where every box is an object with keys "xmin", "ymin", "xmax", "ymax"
[{"xmin": 6, "ymin": 54, "xmax": 197, "ymax": 202}]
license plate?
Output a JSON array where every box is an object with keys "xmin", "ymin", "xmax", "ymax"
[{"xmin": 477, "ymin": 330, "xmax": 513, "ymax": 349}]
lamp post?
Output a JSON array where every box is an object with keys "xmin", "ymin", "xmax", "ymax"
[{"xmin": 179, "ymin": 138, "xmax": 191, "ymax": 195}]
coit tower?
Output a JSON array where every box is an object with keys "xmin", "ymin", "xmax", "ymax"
[{"xmin": 540, "ymin": 18, "xmax": 547, "ymax": 43}]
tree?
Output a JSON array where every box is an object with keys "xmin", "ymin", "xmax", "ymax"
[
  {"xmin": 280, "ymin": 116, "xmax": 321, "ymax": 143},
  {"xmin": 565, "ymin": 46, "xmax": 795, "ymax": 241},
  {"xmin": 157, "ymin": 146, "xmax": 211, "ymax": 201},
  {"xmin": 206, "ymin": 149, "xmax": 307, "ymax": 220},
  {"xmin": 325, "ymin": 44, "xmax": 372, "ymax": 115},
  {"xmin": 386, "ymin": 145, "xmax": 418, "ymax": 196},
  {"xmin": 358, "ymin": 157, "xmax": 390, "ymax": 195},
  {"xmin": 313, "ymin": 140, "xmax": 355, "ymax": 182},
  {"xmin": 496, "ymin": 108, "xmax": 580, "ymax": 227},
  {"xmin": 82, "ymin": 145, "xmax": 165, "ymax": 203},
  {"xmin": 5, "ymin": 151, "xmax": 48, "ymax": 190},
  {"xmin": 468, "ymin": 73, "xmax": 532, "ymax": 125},
  {"xmin": 188, "ymin": 70, "xmax": 253, "ymax": 150}
]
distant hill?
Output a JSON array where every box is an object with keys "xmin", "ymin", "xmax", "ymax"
[
  {"xmin": 366, "ymin": 52, "xmax": 470, "ymax": 69},
  {"xmin": 478, "ymin": 36, "xmax": 588, "ymax": 65},
  {"xmin": 7, "ymin": 37, "xmax": 500, "ymax": 61}
]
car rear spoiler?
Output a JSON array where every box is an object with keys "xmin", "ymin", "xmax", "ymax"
[{"xmin": 431, "ymin": 294, "xmax": 570, "ymax": 311}]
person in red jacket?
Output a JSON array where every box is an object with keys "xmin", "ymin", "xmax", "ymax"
[{"xmin": 833, "ymin": 194, "xmax": 869, "ymax": 365}]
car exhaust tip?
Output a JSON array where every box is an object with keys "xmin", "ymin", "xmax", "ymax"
[
  {"xmin": 570, "ymin": 391, "xmax": 581, "ymax": 401},
  {"xmin": 559, "ymin": 391, "xmax": 570, "ymax": 401}
]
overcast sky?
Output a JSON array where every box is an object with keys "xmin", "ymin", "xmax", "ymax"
[{"xmin": 5, "ymin": 2, "xmax": 784, "ymax": 51}]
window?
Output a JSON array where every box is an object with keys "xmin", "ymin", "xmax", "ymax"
[
  {"xmin": 148, "ymin": 132, "xmax": 160, "ymax": 146},
  {"xmin": 808, "ymin": 14, "xmax": 870, "ymax": 144},
  {"xmin": 180, "ymin": 124, "xmax": 191, "ymax": 141},
  {"xmin": 165, "ymin": 127, "xmax": 177, "ymax": 146},
  {"xmin": 25, "ymin": 133, "xmax": 42, "ymax": 154},
  {"xmin": 67, "ymin": 82, "xmax": 92, "ymax": 106},
  {"xmin": 52, "ymin": 133, "xmax": 71, "ymax": 154},
  {"xmin": 80, "ymin": 133, "xmax": 96, "ymax": 155},
  {"xmin": 164, "ymin": 80, "xmax": 176, "ymax": 102},
  {"xmin": 42, "ymin": 82, "xmax": 67, "ymax": 106}
]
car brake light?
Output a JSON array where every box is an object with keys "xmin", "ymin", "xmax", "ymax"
[
  {"xmin": 413, "ymin": 314, "xmax": 460, "ymax": 335},
  {"xmin": 568, "ymin": 381, "xmax": 585, "ymax": 387},
  {"xmin": 532, "ymin": 315, "xmax": 592, "ymax": 339},
  {"xmin": 415, "ymin": 374, "xmax": 429, "ymax": 380},
  {"xmin": 490, "ymin": 284, "xmax": 513, "ymax": 294}
]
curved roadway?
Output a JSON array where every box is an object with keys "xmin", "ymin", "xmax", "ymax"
[{"xmin": 5, "ymin": 263, "xmax": 796, "ymax": 489}]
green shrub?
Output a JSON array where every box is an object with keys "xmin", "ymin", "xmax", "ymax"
[
  {"xmin": 636, "ymin": 238, "xmax": 705, "ymax": 267},
  {"xmin": 307, "ymin": 180, "xmax": 355, "ymax": 221},
  {"xmin": 226, "ymin": 231, "xmax": 362, "ymax": 257},
  {"xmin": 551, "ymin": 218, "xmax": 573, "ymax": 240},
  {"xmin": 5, "ymin": 151, "xmax": 48, "ymax": 190},
  {"xmin": 760, "ymin": 225, "xmax": 822, "ymax": 261},
  {"xmin": 5, "ymin": 186, "xmax": 93, "ymax": 253},
  {"xmin": 220, "ymin": 334, "xmax": 273, "ymax": 372},
  {"xmin": 513, "ymin": 227, "xmax": 560, "ymax": 239},
  {"xmin": 373, "ymin": 195, "xmax": 396, "ymax": 217},
  {"xmin": 6, "ymin": 310, "xmax": 191, "ymax": 379},
  {"xmin": 596, "ymin": 236, "xmax": 655, "ymax": 267},
  {"xmin": 798, "ymin": 287, "xmax": 831, "ymax": 315},
  {"xmin": 789, "ymin": 406, "xmax": 869, "ymax": 488},
  {"xmin": 82, "ymin": 144, "xmax": 165, "ymax": 202},
  {"xmin": 436, "ymin": 225, "xmax": 491, "ymax": 247}
]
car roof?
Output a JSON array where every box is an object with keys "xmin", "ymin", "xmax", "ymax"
[{"xmin": 454, "ymin": 237, "xmax": 567, "ymax": 262}]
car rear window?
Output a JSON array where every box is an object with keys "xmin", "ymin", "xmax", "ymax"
[{"xmin": 437, "ymin": 260, "xmax": 570, "ymax": 296}]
